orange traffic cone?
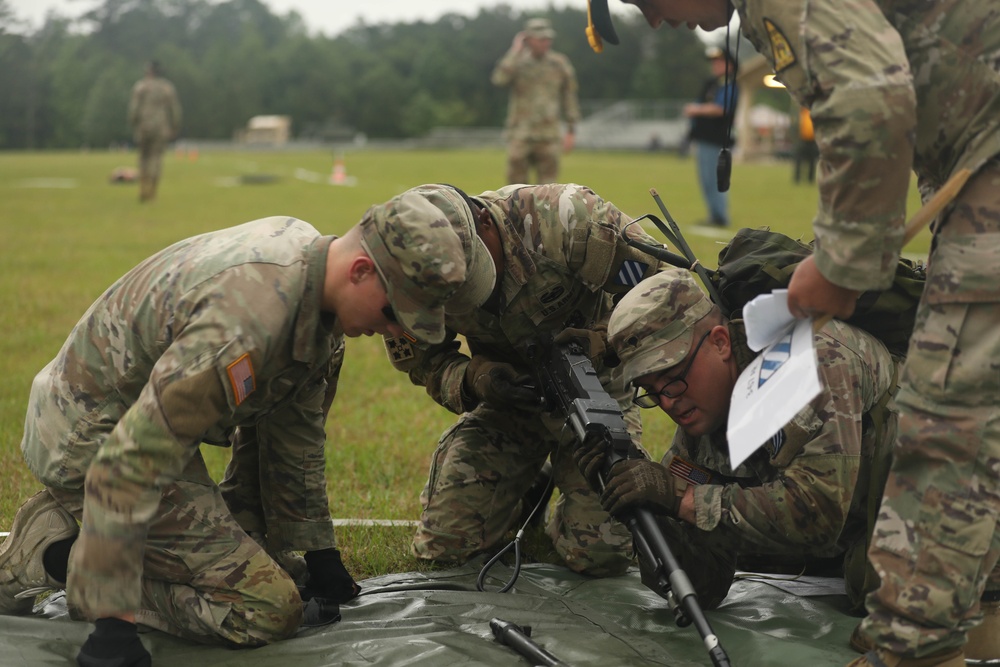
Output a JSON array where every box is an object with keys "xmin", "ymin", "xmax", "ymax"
[{"xmin": 330, "ymin": 156, "xmax": 347, "ymax": 184}]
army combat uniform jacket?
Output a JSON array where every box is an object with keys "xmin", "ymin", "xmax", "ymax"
[
  {"xmin": 491, "ymin": 49, "xmax": 581, "ymax": 142},
  {"xmin": 128, "ymin": 75, "xmax": 182, "ymax": 144},
  {"xmin": 22, "ymin": 217, "xmax": 342, "ymax": 617},
  {"xmin": 655, "ymin": 320, "xmax": 897, "ymax": 609}
]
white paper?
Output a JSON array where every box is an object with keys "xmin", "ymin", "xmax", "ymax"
[
  {"xmin": 742, "ymin": 289, "xmax": 796, "ymax": 352},
  {"xmin": 727, "ymin": 318, "xmax": 821, "ymax": 469}
]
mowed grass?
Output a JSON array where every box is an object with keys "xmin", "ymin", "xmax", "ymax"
[{"xmin": 0, "ymin": 147, "xmax": 930, "ymax": 578}]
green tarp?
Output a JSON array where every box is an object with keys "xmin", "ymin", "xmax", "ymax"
[{"xmin": 3, "ymin": 561, "xmax": 863, "ymax": 666}]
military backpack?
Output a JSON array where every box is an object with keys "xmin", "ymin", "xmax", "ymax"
[{"xmin": 708, "ymin": 227, "xmax": 926, "ymax": 359}]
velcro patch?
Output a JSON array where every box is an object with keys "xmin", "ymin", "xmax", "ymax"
[
  {"xmin": 668, "ymin": 456, "xmax": 713, "ymax": 486},
  {"xmin": 758, "ymin": 331, "xmax": 792, "ymax": 387},
  {"xmin": 384, "ymin": 335, "xmax": 415, "ymax": 363},
  {"xmin": 615, "ymin": 260, "xmax": 649, "ymax": 288},
  {"xmin": 763, "ymin": 428, "xmax": 786, "ymax": 459},
  {"xmin": 226, "ymin": 353, "xmax": 256, "ymax": 406},
  {"xmin": 763, "ymin": 18, "xmax": 796, "ymax": 72}
]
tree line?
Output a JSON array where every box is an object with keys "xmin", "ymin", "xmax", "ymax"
[{"xmin": 0, "ymin": 0, "xmax": 710, "ymax": 149}]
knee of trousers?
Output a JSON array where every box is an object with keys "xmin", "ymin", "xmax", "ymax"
[
  {"xmin": 553, "ymin": 521, "xmax": 635, "ymax": 578},
  {"xmin": 223, "ymin": 573, "xmax": 303, "ymax": 645}
]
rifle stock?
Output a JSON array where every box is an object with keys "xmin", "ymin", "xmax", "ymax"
[{"xmin": 527, "ymin": 339, "xmax": 731, "ymax": 667}]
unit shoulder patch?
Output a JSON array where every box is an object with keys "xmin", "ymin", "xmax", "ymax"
[
  {"xmin": 384, "ymin": 335, "xmax": 416, "ymax": 364},
  {"xmin": 763, "ymin": 18, "xmax": 797, "ymax": 72}
]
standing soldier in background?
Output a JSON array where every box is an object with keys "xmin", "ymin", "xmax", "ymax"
[
  {"xmin": 584, "ymin": 1, "xmax": 1000, "ymax": 666},
  {"xmin": 491, "ymin": 18, "xmax": 580, "ymax": 185},
  {"xmin": 128, "ymin": 60, "xmax": 182, "ymax": 203}
]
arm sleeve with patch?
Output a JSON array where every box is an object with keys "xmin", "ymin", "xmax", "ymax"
[
  {"xmin": 383, "ymin": 332, "xmax": 471, "ymax": 414},
  {"xmin": 563, "ymin": 188, "xmax": 666, "ymax": 294},
  {"xmin": 745, "ymin": 0, "xmax": 916, "ymax": 290},
  {"xmin": 69, "ymin": 321, "xmax": 234, "ymax": 617}
]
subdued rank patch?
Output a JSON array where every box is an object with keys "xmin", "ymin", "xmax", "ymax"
[
  {"xmin": 384, "ymin": 335, "xmax": 415, "ymax": 363},
  {"xmin": 615, "ymin": 260, "xmax": 649, "ymax": 288},
  {"xmin": 227, "ymin": 353, "xmax": 256, "ymax": 406},
  {"xmin": 668, "ymin": 456, "xmax": 714, "ymax": 485},
  {"xmin": 758, "ymin": 332, "xmax": 792, "ymax": 387},
  {"xmin": 763, "ymin": 18, "xmax": 797, "ymax": 72},
  {"xmin": 763, "ymin": 428, "xmax": 786, "ymax": 459}
]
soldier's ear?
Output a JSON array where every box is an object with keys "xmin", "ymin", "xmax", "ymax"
[
  {"xmin": 711, "ymin": 324, "xmax": 732, "ymax": 359},
  {"xmin": 348, "ymin": 255, "xmax": 377, "ymax": 285}
]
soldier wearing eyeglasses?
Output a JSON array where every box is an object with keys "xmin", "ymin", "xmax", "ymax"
[{"xmin": 576, "ymin": 268, "xmax": 899, "ymax": 613}]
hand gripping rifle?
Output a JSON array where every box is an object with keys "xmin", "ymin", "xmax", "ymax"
[{"xmin": 524, "ymin": 338, "xmax": 731, "ymax": 667}]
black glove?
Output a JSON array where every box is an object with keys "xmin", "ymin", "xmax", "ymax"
[
  {"xmin": 553, "ymin": 326, "xmax": 619, "ymax": 367},
  {"xmin": 600, "ymin": 458, "xmax": 684, "ymax": 518},
  {"xmin": 77, "ymin": 618, "xmax": 151, "ymax": 667},
  {"xmin": 301, "ymin": 548, "xmax": 361, "ymax": 603},
  {"xmin": 463, "ymin": 356, "xmax": 539, "ymax": 410},
  {"xmin": 572, "ymin": 432, "xmax": 610, "ymax": 490}
]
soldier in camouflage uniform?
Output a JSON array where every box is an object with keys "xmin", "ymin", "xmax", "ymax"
[
  {"xmin": 491, "ymin": 18, "xmax": 581, "ymax": 185},
  {"xmin": 128, "ymin": 60, "xmax": 182, "ymax": 203},
  {"xmin": 382, "ymin": 182, "xmax": 667, "ymax": 576},
  {"xmin": 587, "ymin": 1, "xmax": 1000, "ymax": 665},
  {"xmin": 578, "ymin": 269, "xmax": 898, "ymax": 612},
  {"xmin": 0, "ymin": 185, "xmax": 490, "ymax": 666}
]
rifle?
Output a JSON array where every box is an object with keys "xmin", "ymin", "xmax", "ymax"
[
  {"xmin": 490, "ymin": 617, "xmax": 570, "ymax": 667},
  {"xmin": 525, "ymin": 339, "xmax": 732, "ymax": 667}
]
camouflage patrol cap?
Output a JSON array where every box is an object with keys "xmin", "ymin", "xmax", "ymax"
[
  {"xmin": 359, "ymin": 184, "xmax": 496, "ymax": 344},
  {"xmin": 608, "ymin": 269, "xmax": 714, "ymax": 387},
  {"xmin": 525, "ymin": 17, "xmax": 556, "ymax": 39}
]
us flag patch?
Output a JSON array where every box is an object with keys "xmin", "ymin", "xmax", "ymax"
[
  {"xmin": 668, "ymin": 457, "xmax": 713, "ymax": 486},
  {"xmin": 226, "ymin": 353, "xmax": 256, "ymax": 406},
  {"xmin": 615, "ymin": 260, "xmax": 648, "ymax": 287}
]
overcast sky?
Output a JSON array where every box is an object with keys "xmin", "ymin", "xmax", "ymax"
[{"xmin": 8, "ymin": 0, "xmax": 635, "ymax": 36}]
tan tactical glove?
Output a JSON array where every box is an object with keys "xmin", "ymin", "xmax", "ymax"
[
  {"xmin": 601, "ymin": 458, "xmax": 685, "ymax": 518},
  {"xmin": 464, "ymin": 356, "xmax": 539, "ymax": 410}
]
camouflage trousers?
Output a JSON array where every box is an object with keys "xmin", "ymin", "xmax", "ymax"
[
  {"xmin": 861, "ymin": 160, "xmax": 1000, "ymax": 656},
  {"xmin": 135, "ymin": 131, "xmax": 168, "ymax": 184},
  {"xmin": 49, "ymin": 451, "xmax": 302, "ymax": 647},
  {"xmin": 411, "ymin": 403, "xmax": 636, "ymax": 577},
  {"xmin": 506, "ymin": 138, "xmax": 561, "ymax": 185}
]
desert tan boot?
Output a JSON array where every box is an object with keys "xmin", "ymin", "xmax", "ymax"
[
  {"xmin": 0, "ymin": 490, "xmax": 78, "ymax": 615},
  {"xmin": 965, "ymin": 599, "xmax": 1000, "ymax": 661}
]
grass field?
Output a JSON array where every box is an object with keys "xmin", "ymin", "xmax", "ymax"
[{"xmin": 0, "ymin": 146, "xmax": 930, "ymax": 578}]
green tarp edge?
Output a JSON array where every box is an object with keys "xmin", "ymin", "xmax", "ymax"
[{"xmin": 2, "ymin": 561, "xmax": 862, "ymax": 666}]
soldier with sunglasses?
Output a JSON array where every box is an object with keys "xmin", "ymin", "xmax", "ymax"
[{"xmin": 575, "ymin": 268, "xmax": 899, "ymax": 614}]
